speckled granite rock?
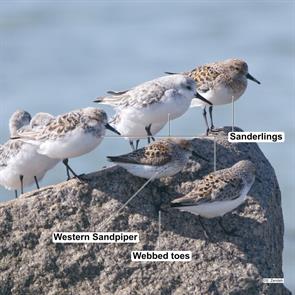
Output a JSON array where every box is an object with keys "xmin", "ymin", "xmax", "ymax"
[{"xmin": 0, "ymin": 127, "xmax": 290, "ymax": 295}]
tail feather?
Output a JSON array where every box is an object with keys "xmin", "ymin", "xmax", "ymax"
[
  {"xmin": 107, "ymin": 155, "xmax": 139, "ymax": 165},
  {"xmin": 170, "ymin": 202, "xmax": 190, "ymax": 208},
  {"xmin": 107, "ymin": 155, "xmax": 124, "ymax": 163},
  {"xmin": 107, "ymin": 156, "xmax": 115, "ymax": 162},
  {"xmin": 164, "ymin": 71, "xmax": 179, "ymax": 75},
  {"xmin": 107, "ymin": 89, "xmax": 129, "ymax": 96},
  {"xmin": 94, "ymin": 95, "xmax": 122, "ymax": 105},
  {"xmin": 94, "ymin": 89, "xmax": 129, "ymax": 104},
  {"xmin": 170, "ymin": 195, "xmax": 193, "ymax": 207}
]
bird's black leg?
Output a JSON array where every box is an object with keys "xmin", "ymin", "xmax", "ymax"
[
  {"xmin": 62, "ymin": 159, "xmax": 85, "ymax": 181},
  {"xmin": 14, "ymin": 190, "xmax": 18, "ymax": 199},
  {"xmin": 209, "ymin": 106, "xmax": 221, "ymax": 132},
  {"xmin": 202, "ymin": 107, "xmax": 210, "ymax": 135},
  {"xmin": 198, "ymin": 216, "xmax": 210, "ymax": 240},
  {"xmin": 129, "ymin": 140, "xmax": 135, "ymax": 151},
  {"xmin": 218, "ymin": 217, "xmax": 239, "ymax": 236},
  {"xmin": 145, "ymin": 124, "xmax": 155, "ymax": 143},
  {"xmin": 20, "ymin": 175, "xmax": 24, "ymax": 194},
  {"xmin": 135, "ymin": 139, "xmax": 140, "ymax": 150},
  {"xmin": 63, "ymin": 158, "xmax": 71, "ymax": 180},
  {"xmin": 34, "ymin": 176, "xmax": 40, "ymax": 189},
  {"xmin": 209, "ymin": 105, "xmax": 215, "ymax": 130}
]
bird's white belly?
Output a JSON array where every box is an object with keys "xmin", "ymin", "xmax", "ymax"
[
  {"xmin": 117, "ymin": 162, "xmax": 183, "ymax": 179},
  {"xmin": 114, "ymin": 117, "xmax": 166, "ymax": 140},
  {"xmin": 0, "ymin": 143, "xmax": 57, "ymax": 190},
  {"xmin": 190, "ymin": 85, "xmax": 246, "ymax": 108},
  {"xmin": 180, "ymin": 194, "xmax": 247, "ymax": 219},
  {"xmin": 39, "ymin": 131, "xmax": 103, "ymax": 159},
  {"xmin": 124, "ymin": 95, "xmax": 191, "ymax": 125}
]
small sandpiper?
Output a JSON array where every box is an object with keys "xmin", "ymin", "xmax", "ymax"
[
  {"xmin": 0, "ymin": 111, "xmax": 58, "ymax": 197},
  {"xmin": 107, "ymin": 138, "xmax": 207, "ymax": 179},
  {"xmin": 95, "ymin": 74, "xmax": 210, "ymax": 150},
  {"xmin": 166, "ymin": 58, "xmax": 260, "ymax": 134},
  {"xmin": 13, "ymin": 107, "xmax": 120, "ymax": 180},
  {"xmin": 170, "ymin": 160, "xmax": 256, "ymax": 235}
]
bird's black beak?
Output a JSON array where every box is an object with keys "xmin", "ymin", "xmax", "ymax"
[
  {"xmin": 195, "ymin": 93, "xmax": 213, "ymax": 106},
  {"xmin": 105, "ymin": 123, "xmax": 121, "ymax": 135},
  {"xmin": 192, "ymin": 151, "xmax": 209, "ymax": 162},
  {"xmin": 246, "ymin": 73, "xmax": 261, "ymax": 84}
]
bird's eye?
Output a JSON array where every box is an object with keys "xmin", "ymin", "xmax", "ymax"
[
  {"xmin": 186, "ymin": 85, "xmax": 192, "ymax": 90},
  {"xmin": 235, "ymin": 67, "xmax": 239, "ymax": 71}
]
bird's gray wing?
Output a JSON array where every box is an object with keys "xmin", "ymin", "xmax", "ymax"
[
  {"xmin": 187, "ymin": 65, "xmax": 223, "ymax": 94},
  {"xmin": 107, "ymin": 141, "xmax": 172, "ymax": 166},
  {"xmin": 96, "ymin": 81, "xmax": 168, "ymax": 109},
  {"xmin": 171, "ymin": 172, "xmax": 244, "ymax": 207}
]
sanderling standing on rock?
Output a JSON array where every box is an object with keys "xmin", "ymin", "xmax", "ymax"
[
  {"xmin": 170, "ymin": 160, "xmax": 256, "ymax": 236},
  {"xmin": 0, "ymin": 111, "xmax": 59, "ymax": 197},
  {"xmin": 94, "ymin": 75, "xmax": 211, "ymax": 150},
  {"xmin": 13, "ymin": 107, "xmax": 120, "ymax": 180},
  {"xmin": 166, "ymin": 59, "xmax": 260, "ymax": 134},
  {"xmin": 107, "ymin": 138, "xmax": 208, "ymax": 179}
]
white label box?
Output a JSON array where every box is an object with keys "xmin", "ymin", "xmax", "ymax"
[
  {"xmin": 52, "ymin": 232, "xmax": 139, "ymax": 243},
  {"xmin": 131, "ymin": 251, "xmax": 192, "ymax": 261},
  {"xmin": 228, "ymin": 132, "xmax": 285, "ymax": 143}
]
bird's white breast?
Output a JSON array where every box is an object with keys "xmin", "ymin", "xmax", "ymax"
[
  {"xmin": 0, "ymin": 143, "xmax": 58, "ymax": 190},
  {"xmin": 190, "ymin": 82, "xmax": 247, "ymax": 108},
  {"xmin": 38, "ymin": 129, "xmax": 104, "ymax": 159},
  {"xmin": 116, "ymin": 162, "xmax": 184, "ymax": 179},
  {"xmin": 114, "ymin": 115, "xmax": 165, "ymax": 140},
  {"xmin": 179, "ymin": 181, "xmax": 252, "ymax": 219}
]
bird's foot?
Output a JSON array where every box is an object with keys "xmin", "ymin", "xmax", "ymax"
[
  {"xmin": 76, "ymin": 173, "xmax": 88, "ymax": 182},
  {"xmin": 68, "ymin": 173, "xmax": 88, "ymax": 182},
  {"xmin": 209, "ymin": 126, "xmax": 223, "ymax": 133}
]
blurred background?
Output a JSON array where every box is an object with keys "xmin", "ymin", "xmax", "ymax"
[{"xmin": 0, "ymin": 1, "xmax": 294, "ymax": 291}]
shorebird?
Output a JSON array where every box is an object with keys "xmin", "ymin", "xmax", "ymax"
[
  {"xmin": 170, "ymin": 160, "xmax": 256, "ymax": 235},
  {"xmin": 0, "ymin": 111, "xmax": 58, "ymax": 197},
  {"xmin": 107, "ymin": 138, "xmax": 208, "ymax": 179},
  {"xmin": 13, "ymin": 107, "xmax": 120, "ymax": 180},
  {"xmin": 95, "ymin": 74, "xmax": 211, "ymax": 149},
  {"xmin": 166, "ymin": 58, "xmax": 260, "ymax": 134}
]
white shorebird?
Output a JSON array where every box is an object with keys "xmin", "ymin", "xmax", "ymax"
[
  {"xmin": 107, "ymin": 138, "xmax": 208, "ymax": 179},
  {"xmin": 95, "ymin": 75, "xmax": 210, "ymax": 150},
  {"xmin": 166, "ymin": 59, "xmax": 260, "ymax": 134},
  {"xmin": 170, "ymin": 160, "xmax": 256, "ymax": 235},
  {"xmin": 0, "ymin": 111, "xmax": 59, "ymax": 197},
  {"xmin": 14, "ymin": 107, "xmax": 120, "ymax": 180}
]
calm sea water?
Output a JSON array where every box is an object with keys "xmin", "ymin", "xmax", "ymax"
[{"xmin": 0, "ymin": 1, "xmax": 294, "ymax": 291}]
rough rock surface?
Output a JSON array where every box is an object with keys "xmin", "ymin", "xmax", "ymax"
[{"xmin": 0, "ymin": 127, "xmax": 291, "ymax": 295}]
